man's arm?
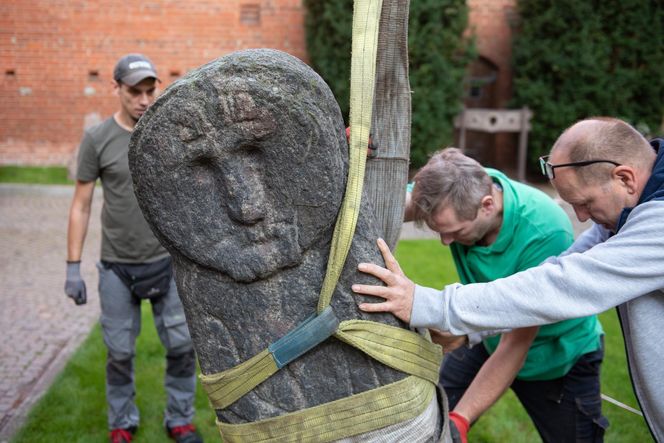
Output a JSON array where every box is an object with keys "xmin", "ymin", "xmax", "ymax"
[
  {"xmin": 429, "ymin": 329, "xmax": 467, "ymax": 353},
  {"xmin": 452, "ymin": 327, "xmax": 538, "ymax": 423},
  {"xmin": 357, "ymin": 202, "xmax": 664, "ymax": 334},
  {"xmin": 434, "ymin": 202, "xmax": 664, "ymax": 334},
  {"xmin": 67, "ymin": 180, "xmax": 95, "ymax": 261},
  {"xmin": 64, "ymin": 180, "xmax": 95, "ymax": 305},
  {"xmin": 540, "ymin": 222, "xmax": 609, "ymax": 266}
]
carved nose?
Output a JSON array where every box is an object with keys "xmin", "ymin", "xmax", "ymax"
[
  {"xmin": 222, "ymin": 153, "xmax": 269, "ymax": 225},
  {"xmin": 228, "ymin": 197, "xmax": 265, "ymax": 224},
  {"xmin": 225, "ymin": 170, "xmax": 267, "ymax": 225}
]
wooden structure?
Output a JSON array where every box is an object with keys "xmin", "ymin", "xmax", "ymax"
[{"xmin": 454, "ymin": 107, "xmax": 533, "ymax": 182}]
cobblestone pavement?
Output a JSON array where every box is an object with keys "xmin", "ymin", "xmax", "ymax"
[
  {"xmin": 0, "ymin": 181, "xmax": 588, "ymax": 442},
  {"xmin": 0, "ymin": 184, "xmax": 102, "ymax": 441}
]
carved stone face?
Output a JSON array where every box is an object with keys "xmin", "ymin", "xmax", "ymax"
[{"xmin": 130, "ymin": 50, "xmax": 348, "ymax": 282}]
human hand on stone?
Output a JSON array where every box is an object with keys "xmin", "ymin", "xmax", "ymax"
[{"xmin": 353, "ymin": 238, "xmax": 415, "ymax": 324}]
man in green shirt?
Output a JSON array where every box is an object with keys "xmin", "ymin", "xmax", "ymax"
[{"xmin": 404, "ymin": 148, "xmax": 606, "ymax": 442}]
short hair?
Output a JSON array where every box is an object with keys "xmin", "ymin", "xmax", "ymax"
[
  {"xmin": 411, "ymin": 147, "xmax": 493, "ymax": 225},
  {"xmin": 553, "ymin": 117, "xmax": 654, "ymax": 184}
]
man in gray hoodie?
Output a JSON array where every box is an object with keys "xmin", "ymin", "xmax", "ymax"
[{"xmin": 352, "ymin": 117, "xmax": 664, "ymax": 441}]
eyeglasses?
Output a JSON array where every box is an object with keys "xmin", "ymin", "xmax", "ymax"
[{"xmin": 539, "ymin": 156, "xmax": 621, "ymax": 179}]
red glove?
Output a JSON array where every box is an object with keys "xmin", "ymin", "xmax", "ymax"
[{"xmin": 449, "ymin": 411, "xmax": 470, "ymax": 443}]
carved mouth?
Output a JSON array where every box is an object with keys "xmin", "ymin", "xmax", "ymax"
[{"xmin": 211, "ymin": 222, "xmax": 302, "ymax": 282}]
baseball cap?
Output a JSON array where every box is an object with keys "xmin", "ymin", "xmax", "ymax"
[{"xmin": 113, "ymin": 54, "xmax": 160, "ymax": 86}]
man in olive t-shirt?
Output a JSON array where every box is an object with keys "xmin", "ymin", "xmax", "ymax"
[
  {"xmin": 65, "ymin": 54, "xmax": 202, "ymax": 443},
  {"xmin": 403, "ymin": 148, "xmax": 606, "ymax": 442}
]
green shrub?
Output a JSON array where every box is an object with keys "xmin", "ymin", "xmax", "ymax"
[
  {"xmin": 408, "ymin": 0, "xmax": 475, "ymax": 167},
  {"xmin": 303, "ymin": 0, "xmax": 353, "ymax": 118},
  {"xmin": 511, "ymin": 0, "xmax": 664, "ymax": 163},
  {"xmin": 304, "ymin": 0, "xmax": 474, "ymax": 168}
]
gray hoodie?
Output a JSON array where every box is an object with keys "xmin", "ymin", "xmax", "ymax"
[{"xmin": 412, "ymin": 200, "xmax": 664, "ymax": 441}]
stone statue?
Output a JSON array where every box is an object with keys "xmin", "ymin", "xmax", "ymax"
[{"xmin": 129, "ymin": 48, "xmax": 444, "ymax": 441}]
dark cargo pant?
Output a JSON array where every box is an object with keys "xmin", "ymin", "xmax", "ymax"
[
  {"xmin": 97, "ymin": 262, "xmax": 197, "ymax": 430},
  {"xmin": 440, "ymin": 341, "xmax": 609, "ymax": 442}
]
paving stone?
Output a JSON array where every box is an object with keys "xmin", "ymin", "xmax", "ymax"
[{"xmin": 0, "ymin": 184, "xmax": 102, "ymax": 440}]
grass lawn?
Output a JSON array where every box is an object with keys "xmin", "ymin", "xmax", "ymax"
[
  {"xmin": 0, "ymin": 166, "xmax": 73, "ymax": 185},
  {"xmin": 12, "ymin": 239, "xmax": 651, "ymax": 442}
]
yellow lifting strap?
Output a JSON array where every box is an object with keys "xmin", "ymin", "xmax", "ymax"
[
  {"xmin": 316, "ymin": 0, "xmax": 381, "ymax": 314},
  {"xmin": 214, "ymin": 376, "xmax": 435, "ymax": 443},
  {"xmin": 200, "ymin": 321, "xmax": 442, "ymax": 410},
  {"xmin": 198, "ymin": 0, "xmax": 443, "ymax": 440}
]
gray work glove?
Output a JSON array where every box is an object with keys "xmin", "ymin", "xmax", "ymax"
[{"xmin": 64, "ymin": 261, "xmax": 87, "ymax": 305}]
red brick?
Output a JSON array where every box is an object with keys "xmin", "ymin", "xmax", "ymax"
[
  {"xmin": 0, "ymin": 0, "xmax": 309, "ymax": 164},
  {"xmin": 2, "ymin": 0, "xmax": 515, "ymax": 166}
]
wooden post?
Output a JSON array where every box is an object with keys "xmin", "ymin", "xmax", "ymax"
[
  {"xmin": 517, "ymin": 107, "xmax": 530, "ymax": 182},
  {"xmin": 458, "ymin": 106, "xmax": 467, "ymax": 151},
  {"xmin": 453, "ymin": 107, "xmax": 533, "ymax": 182}
]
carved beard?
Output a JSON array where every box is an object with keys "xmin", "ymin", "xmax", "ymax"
[{"xmin": 213, "ymin": 220, "xmax": 302, "ymax": 282}]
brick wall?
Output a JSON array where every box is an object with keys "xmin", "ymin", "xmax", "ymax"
[
  {"xmin": 0, "ymin": 0, "xmax": 307, "ymax": 165},
  {"xmin": 465, "ymin": 0, "xmax": 520, "ymax": 172},
  {"xmin": 2, "ymin": 0, "xmax": 519, "ymax": 167},
  {"xmin": 467, "ymin": 0, "xmax": 517, "ymax": 108}
]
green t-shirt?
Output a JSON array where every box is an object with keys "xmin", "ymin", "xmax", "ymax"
[
  {"xmin": 77, "ymin": 117, "xmax": 168, "ymax": 263},
  {"xmin": 450, "ymin": 169, "xmax": 603, "ymax": 380}
]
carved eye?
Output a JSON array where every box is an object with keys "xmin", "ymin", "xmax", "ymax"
[
  {"xmin": 188, "ymin": 155, "xmax": 217, "ymax": 188},
  {"xmin": 178, "ymin": 124, "xmax": 202, "ymax": 142}
]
